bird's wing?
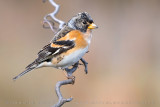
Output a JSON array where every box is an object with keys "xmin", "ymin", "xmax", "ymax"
[
  {"xmin": 26, "ymin": 39, "xmax": 75, "ymax": 68},
  {"xmin": 38, "ymin": 40, "xmax": 75, "ymax": 62},
  {"xmin": 15, "ymin": 40, "xmax": 75, "ymax": 80}
]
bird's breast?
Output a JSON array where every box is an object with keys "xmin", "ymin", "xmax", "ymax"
[{"xmin": 54, "ymin": 46, "xmax": 89, "ymax": 69}]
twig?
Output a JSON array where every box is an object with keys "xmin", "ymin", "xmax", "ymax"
[
  {"xmin": 53, "ymin": 79, "xmax": 73, "ymax": 107},
  {"xmin": 43, "ymin": 0, "xmax": 65, "ymax": 33}
]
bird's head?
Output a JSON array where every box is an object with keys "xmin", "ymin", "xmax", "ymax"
[{"xmin": 68, "ymin": 12, "xmax": 98, "ymax": 32}]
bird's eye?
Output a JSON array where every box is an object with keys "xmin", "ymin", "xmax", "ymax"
[{"xmin": 82, "ymin": 21, "xmax": 87, "ymax": 24}]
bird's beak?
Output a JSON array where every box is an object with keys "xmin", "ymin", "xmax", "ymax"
[{"xmin": 88, "ymin": 23, "xmax": 98, "ymax": 29}]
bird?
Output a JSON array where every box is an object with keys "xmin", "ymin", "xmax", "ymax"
[{"xmin": 13, "ymin": 12, "xmax": 98, "ymax": 80}]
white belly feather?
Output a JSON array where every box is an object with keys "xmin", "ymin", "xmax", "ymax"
[{"xmin": 56, "ymin": 46, "xmax": 88, "ymax": 69}]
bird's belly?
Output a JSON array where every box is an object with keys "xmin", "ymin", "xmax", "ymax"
[{"xmin": 56, "ymin": 47, "xmax": 88, "ymax": 69}]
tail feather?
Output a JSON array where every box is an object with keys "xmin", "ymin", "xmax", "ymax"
[
  {"xmin": 25, "ymin": 60, "xmax": 37, "ymax": 69},
  {"xmin": 13, "ymin": 67, "xmax": 36, "ymax": 80}
]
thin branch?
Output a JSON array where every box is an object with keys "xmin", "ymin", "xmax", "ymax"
[
  {"xmin": 48, "ymin": 0, "xmax": 65, "ymax": 29},
  {"xmin": 43, "ymin": 0, "xmax": 65, "ymax": 33},
  {"xmin": 53, "ymin": 79, "xmax": 73, "ymax": 107}
]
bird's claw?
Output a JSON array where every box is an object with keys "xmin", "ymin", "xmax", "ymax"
[{"xmin": 80, "ymin": 58, "xmax": 88, "ymax": 74}]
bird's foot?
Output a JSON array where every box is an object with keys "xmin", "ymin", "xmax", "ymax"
[
  {"xmin": 65, "ymin": 62, "xmax": 79, "ymax": 75},
  {"xmin": 64, "ymin": 62, "xmax": 79, "ymax": 84},
  {"xmin": 80, "ymin": 58, "xmax": 88, "ymax": 74}
]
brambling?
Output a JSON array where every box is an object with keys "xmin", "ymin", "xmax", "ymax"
[{"xmin": 13, "ymin": 12, "xmax": 98, "ymax": 80}]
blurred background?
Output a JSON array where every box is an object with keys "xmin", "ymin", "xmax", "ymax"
[{"xmin": 0, "ymin": 0, "xmax": 160, "ymax": 107}]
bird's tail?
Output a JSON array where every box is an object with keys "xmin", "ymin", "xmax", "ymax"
[{"xmin": 13, "ymin": 61, "xmax": 37, "ymax": 80}]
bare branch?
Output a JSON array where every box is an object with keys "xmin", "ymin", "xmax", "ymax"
[
  {"xmin": 53, "ymin": 79, "xmax": 73, "ymax": 107},
  {"xmin": 43, "ymin": 0, "xmax": 65, "ymax": 33},
  {"xmin": 48, "ymin": 0, "xmax": 65, "ymax": 29}
]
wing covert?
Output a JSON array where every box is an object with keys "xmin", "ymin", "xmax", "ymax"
[{"xmin": 36, "ymin": 40, "xmax": 75, "ymax": 63}]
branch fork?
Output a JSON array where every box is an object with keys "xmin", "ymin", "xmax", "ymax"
[{"xmin": 53, "ymin": 79, "xmax": 73, "ymax": 107}]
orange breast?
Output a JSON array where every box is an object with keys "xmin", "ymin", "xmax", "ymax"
[{"xmin": 58, "ymin": 30, "xmax": 88, "ymax": 48}]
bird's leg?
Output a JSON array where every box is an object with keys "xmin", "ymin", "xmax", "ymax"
[
  {"xmin": 65, "ymin": 62, "xmax": 79, "ymax": 76},
  {"xmin": 65, "ymin": 62, "xmax": 79, "ymax": 84},
  {"xmin": 80, "ymin": 58, "xmax": 88, "ymax": 74}
]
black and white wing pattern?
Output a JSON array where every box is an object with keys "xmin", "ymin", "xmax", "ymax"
[{"xmin": 38, "ymin": 40, "xmax": 75, "ymax": 62}]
